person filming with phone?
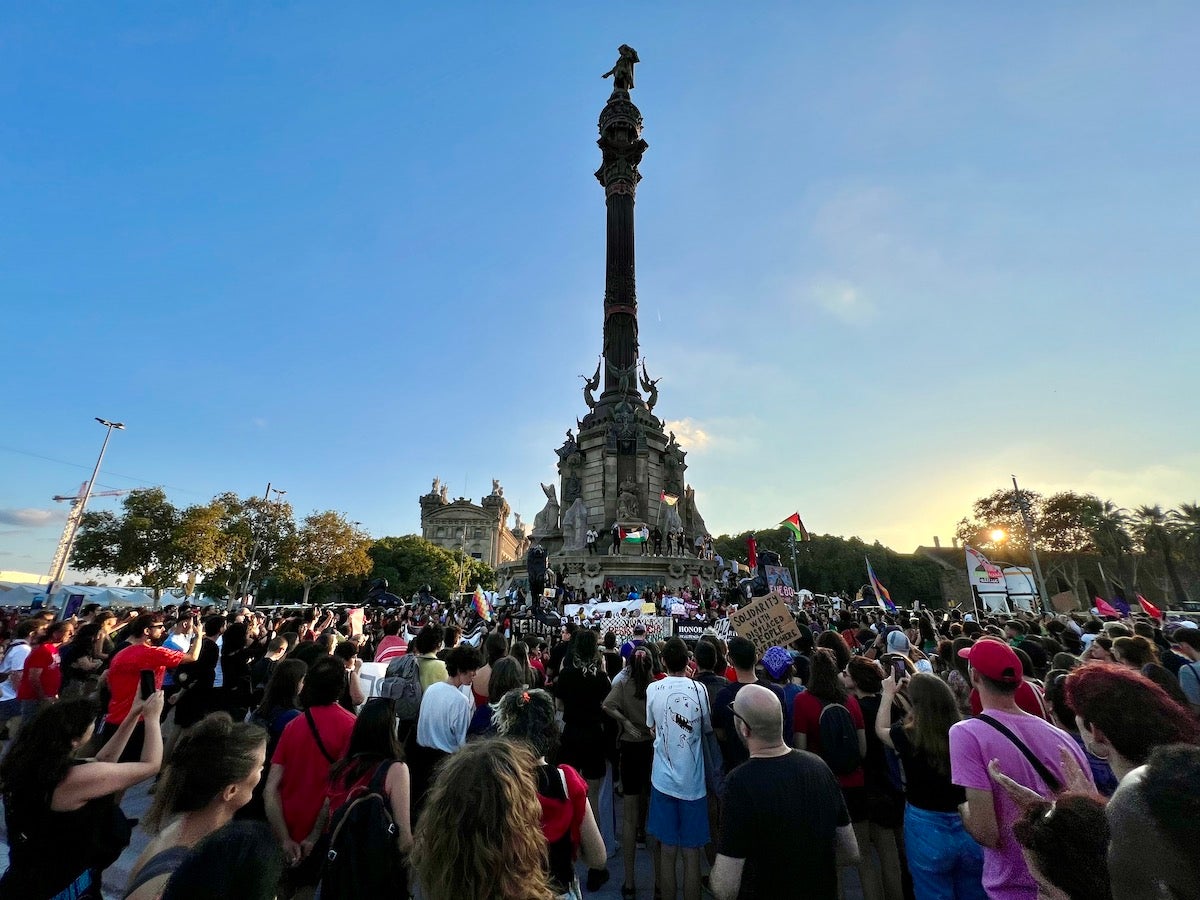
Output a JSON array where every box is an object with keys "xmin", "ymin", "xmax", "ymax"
[{"xmin": 97, "ymin": 614, "xmax": 202, "ymax": 763}]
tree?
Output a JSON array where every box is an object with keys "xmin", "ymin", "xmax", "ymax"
[
  {"xmin": 72, "ymin": 488, "xmax": 188, "ymax": 600},
  {"xmin": 954, "ymin": 489, "xmax": 1042, "ymax": 552},
  {"xmin": 284, "ymin": 511, "xmax": 373, "ymax": 604},
  {"xmin": 366, "ymin": 536, "xmax": 495, "ymax": 603},
  {"xmin": 1169, "ymin": 503, "xmax": 1200, "ymax": 571},
  {"xmin": 201, "ymin": 492, "xmax": 297, "ymax": 601},
  {"xmin": 1131, "ymin": 505, "xmax": 1190, "ymax": 606}
]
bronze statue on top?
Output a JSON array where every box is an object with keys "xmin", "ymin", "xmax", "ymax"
[{"xmin": 602, "ymin": 45, "xmax": 639, "ymax": 91}]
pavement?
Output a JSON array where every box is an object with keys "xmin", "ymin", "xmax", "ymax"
[{"xmin": 0, "ymin": 763, "xmax": 864, "ymax": 900}]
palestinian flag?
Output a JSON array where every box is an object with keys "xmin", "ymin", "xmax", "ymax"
[
  {"xmin": 781, "ymin": 513, "xmax": 811, "ymax": 541},
  {"xmin": 659, "ymin": 490, "xmax": 679, "ymax": 506},
  {"xmin": 620, "ymin": 527, "xmax": 646, "ymax": 543}
]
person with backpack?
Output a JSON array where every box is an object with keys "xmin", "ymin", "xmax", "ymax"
[
  {"xmin": 408, "ymin": 644, "xmax": 480, "ymax": 818},
  {"xmin": 317, "ymin": 698, "xmax": 412, "ymax": 899},
  {"xmin": 264, "ymin": 656, "xmax": 356, "ymax": 893},
  {"xmin": 793, "ymin": 648, "xmax": 878, "ymax": 900}
]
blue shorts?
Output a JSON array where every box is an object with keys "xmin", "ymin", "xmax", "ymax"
[{"xmin": 647, "ymin": 786, "xmax": 709, "ymax": 848}]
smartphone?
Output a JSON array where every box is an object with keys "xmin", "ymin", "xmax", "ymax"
[
  {"xmin": 892, "ymin": 659, "xmax": 906, "ymax": 682},
  {"xmin": 139, "ymin": 669, "xmax": 157, "ymax": 700}
]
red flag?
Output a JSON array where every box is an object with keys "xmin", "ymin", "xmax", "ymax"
[
  {"xmin": 747, "ymin": 536, "xmax": 758, "ymax": 571},
  {"xmin": 1137, "ymin": 594, "xmax": 1163, "ymax": 620},
  {"xmin": 1095, "ymin": 597, "xmax": 1121, "ymax": 618}
]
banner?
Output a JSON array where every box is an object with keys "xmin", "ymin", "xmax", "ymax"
[
  {"xmin": 965, "ymin": 545, "xmax": 1008, "ymax": 596},
  {"xmin": 729, "ymin": 593, "xmax": 801, "ymax": 650},
  {"xmin": 564, "ymin": 600, "xmax": 652, "ymax": 618},
  {"xmin": 763, "ymin": 565, "xmax": 794, "ymax": 591},
  {"xmin": 1002, "ymin": 567, "xmax": 1037, "ymax": 612}
]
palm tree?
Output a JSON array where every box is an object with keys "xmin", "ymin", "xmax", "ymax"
[
  {"xmin": 1131, "ymin": 505, "xmax": 1190, "ymax": 607},
  {"xmin": 1082, "ymin": 498, "xmax": 1133, "ymax": 601},
  {"xmin": 1169, "ymin": 503, "xmax": 1200, "ymax": 570}
]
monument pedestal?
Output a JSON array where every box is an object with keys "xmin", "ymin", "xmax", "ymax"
[{"xmin": 498, "ymin": 551, "xmax": 717, "ymax": 596}]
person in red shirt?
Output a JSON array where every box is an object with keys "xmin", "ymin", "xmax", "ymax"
[
  {"xmin": 17, "ymin": 619, "xmax": 75, "ymax": 717},
  {"xmin": 265, "ymin": 656, "xmax": 357, "ymax": 891},
  {"xmin": 100, "ymin": 613, "xmax": 202, "ymax": 762}
]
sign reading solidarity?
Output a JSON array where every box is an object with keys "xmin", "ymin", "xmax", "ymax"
[{"xmin": 729, "ymin": 593, "xmax": 801, "ymax": 650}]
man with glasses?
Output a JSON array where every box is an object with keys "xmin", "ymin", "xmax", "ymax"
[
  {"xmin": 97, "ymin": 613, "xmax": 202, "ymax": 762},
  {"xmin": 710, "ymin": 684, "xmax": 858, "ymax": 900}
]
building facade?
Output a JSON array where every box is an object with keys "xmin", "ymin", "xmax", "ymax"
[{"xmin": 419, "ymin": 478, "xmax": 525, "ymax": 569}]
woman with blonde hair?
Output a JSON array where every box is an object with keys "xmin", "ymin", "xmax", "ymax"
[{"xmin": 411, "ymin": 738, "xmax": 557, "ymax": 900}]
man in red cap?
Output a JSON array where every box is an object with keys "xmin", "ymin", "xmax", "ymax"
[{"xmin": 949, "ymin": 637, "xmax": 1093, "ymax": 900}]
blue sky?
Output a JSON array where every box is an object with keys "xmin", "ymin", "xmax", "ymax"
[{"xmin": 2, "ymin": 3, "xmax": 1198, "ymax": 580}]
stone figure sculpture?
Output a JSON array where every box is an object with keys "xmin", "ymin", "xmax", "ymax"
[
  {"xmin": 560, "ymin": 498, "xmax": 589, "ymax": 552},
  {"xmin": 639, "ymin": 361, "xmax": 660, "ymax": 414},
  {"xmin": 606, "ymin": 358, "xmax": 639, "ymax": 396},
  {"xmin": 580, "ymin": 359, "xmax": 601, "ymax": 411},
  {"xmin": 527, "ymin": 541, "xmax": 548, "ymax": 600},
  {"xmin": 491, "ymin": 478, "xmax": 503, "ymax": 497},
  {"xmin": 601, "ymin": 44, "xmax": 639, "ymax": 91},
  {"xmin": 617, "ymin": 478, "xmax": 640, "ymax": 520},
  {"xmin": 431, "ymin": 477, "xmax": 441, "ymax": 496},
  {"xmin": 533, "ymin": 482, "xmax": 561, "ymax": 536},
  {"xmin": 438, "ymin": 484, "xmax": 448, "ymax": 502}
]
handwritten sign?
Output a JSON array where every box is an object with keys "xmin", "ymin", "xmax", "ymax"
[
  {"xmin": 729, "ymin": 593, "xmax": 801, "ymax": 650},
  {"xmin": 347, "ymin": 608, "xmax": 365, "ymax": 637},
  {"xmin": 357, "ymin": 661, "xmax": 389, "ymax": 699}
]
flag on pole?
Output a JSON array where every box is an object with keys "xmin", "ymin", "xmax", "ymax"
[
  {"xmin": 1094, "ymin": 597, "xmax": 1120, "ymax": 619},
  {"xmin": 473, "ymin": 585, "xmax": 492, "ymax": 622},
  {"xmin": 866, "ymin": 557, "xmax": 896, "ymax": 612},
  {"xmin": 620, "ymin": 527, "xmax": 646, "ymax": 544},
  {"xmin": 659, "ymin": 491, "xmax": 679, "ymax": 506},
  {"xmin": 1137, "ymin": 594, "xmax": 1163, "ymax": 620},
  {"xmin": 781, "ymin": 513, "xmax": 811, "ymax": 541}
]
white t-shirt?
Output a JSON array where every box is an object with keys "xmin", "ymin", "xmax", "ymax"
[
  {"xmin": 417, "ymin": 681, "xmax": 473, "ymax": 753},
  {"xmin": 0, "ymin": 641, "xmax": 32, "ymax": 702},
  {"xmin": 645, "ymin": 675, "xmax": 709, "ymax": 801}
]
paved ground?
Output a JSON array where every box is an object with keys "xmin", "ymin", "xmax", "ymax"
[{"xmin": 0, "ymin": 764, "xmax": 864, "ymax": 899}]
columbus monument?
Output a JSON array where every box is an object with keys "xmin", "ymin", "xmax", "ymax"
[{"xmin": 497, "ymin": 47, "xmax": 712, "ymax": 594}]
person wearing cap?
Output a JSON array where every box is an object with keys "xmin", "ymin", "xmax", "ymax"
[
  {"xmin": 949, "ymin": 637, "xmax": 1093, "ymax": 900},
  {"xmin": 99, "ymin": 613, "xmax": 202, "ymax": 763}
]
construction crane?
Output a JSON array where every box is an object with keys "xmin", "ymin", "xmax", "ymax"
[{"xmin": 46, "ymin": 481, "xmax": 131, "ymax": 596}]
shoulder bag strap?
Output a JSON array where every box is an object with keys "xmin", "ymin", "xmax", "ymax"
[
  {"xmin": 976, "ymin": 713, "xmax": 1061, "ymax": 792},
  {"xmin": 304, "ymin": 708, "xmax": 337, "ymax": 765}
]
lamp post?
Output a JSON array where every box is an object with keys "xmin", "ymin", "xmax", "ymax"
[
  {"xmin": 786, "ymin": 533, "xmax": 802, "ymax": 599},
  {"xmin": 46, "ymin": 418, "xmax": 125, "ymax": 600},
  {"xmin": 241, "ymin": 483, "xmax": 286, "ymax": 601},
  {"xmin": 1011, "ymin": 475, "xmax": 1051, "ymax": 614}
]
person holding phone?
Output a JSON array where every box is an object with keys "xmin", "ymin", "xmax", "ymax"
[{"xmin": 97, "ymin": 614, "xmax": 202, "ymax": 763}]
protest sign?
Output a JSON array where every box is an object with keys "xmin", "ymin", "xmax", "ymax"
[
  {"xmin": 729, "ymin": 593, "xmax": 801, "ymax": 650},
  {"xmin": 675, "ymin": 618, "xmax": 709, "ymax": 642},
  {"xmin": 346, "ymin": 607, "xmax": 364, "ymax": 637},
  {"xmin": 357, "ymin": 661, "xmax": 389, "ymax": 700}
]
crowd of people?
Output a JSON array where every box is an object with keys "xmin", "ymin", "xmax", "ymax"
[{"xmin": 0, "ymin": 595, "xmax": 1197, "ymax": 900}]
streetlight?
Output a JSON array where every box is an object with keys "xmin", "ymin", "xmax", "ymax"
[
  {"xmin": 46, "ymin": 418, "xmax": 125, "ymax": 599},
  {"xmin": 241, "ymin": 483, "xmax": 286, "ymax": 600}
]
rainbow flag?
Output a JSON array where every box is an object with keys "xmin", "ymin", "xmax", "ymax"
[
  {"xmin": 781, "ymin": 513, "xmax": 810, "ymax": 541},
  {"xmin": 472, "ymin": 586, "xmax": 491, "ymax": 621},
  {"xmin": 866, "ymin": 557, "xmax": 896, "ymax": 612}
]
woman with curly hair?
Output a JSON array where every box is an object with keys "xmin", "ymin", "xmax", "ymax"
[
  {"xmin": 411, "ymin": 738, "xmax": 558, "ymax": 900},
  {"xmin": 124, "ymin": 713, "xmax": 267, "ymax": 900},
  {"xmin": 1011, "ymin": 793, "xmax": 1112, "ymax": 900},
  {"xmin": 0, "ymin": 692, "xmax": 164, "ymax": 899},
  {"xmin": 496, "ymin": 688, "xmax": 606, "ymax": 899}
]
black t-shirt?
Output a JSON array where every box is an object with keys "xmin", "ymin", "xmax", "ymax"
[
  {"xmin": 552, "ymin": 666, "xmax": 612, "ymax": 733},
  {"xmin": 712, "ymin": 681, "xmax": 787, "ymax": 771},
  {"xmin": 718, "ymin": 750, "xmax": 849, "ymax": 900},
  {"xmin": 889, "ymin": 722, "xmax": 964, "ymax": 812}
]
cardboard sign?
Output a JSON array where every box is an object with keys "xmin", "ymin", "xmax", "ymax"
[
  {"xmin": 357, "ymin": 661, "xmax": 389, "ymax": 700},
  {"xmin": 729, "ymin": 593, "xmax": 801, "ymax": 650},
  {"xmin": 1050, "ymin": 591, "xmax": 1080, "ymax": 613},
  {"xmin": 347, "ymin": 607, "xmax": 364, "ymax": 637}
]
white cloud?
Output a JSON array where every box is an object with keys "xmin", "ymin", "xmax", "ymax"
[
  {"xmin": 0, "ymin": 508, "xmax": 64, "ymax": 528},
  {"xmin": 662, "ymin": 418, "xmax": 712, "ymax": 453},
  {"xmin": 809, "ymin": 279, "xmax": 876, "ymax": 325}
]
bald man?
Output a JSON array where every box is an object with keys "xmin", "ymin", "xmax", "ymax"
[{"xmin": 710, "ymin": 684, "xmax": 858, "ymax": 900}]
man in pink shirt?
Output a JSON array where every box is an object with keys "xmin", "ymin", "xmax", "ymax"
[{"xmin": 950, "ymin": 637, "xmax": 1092, "ymax": 900}]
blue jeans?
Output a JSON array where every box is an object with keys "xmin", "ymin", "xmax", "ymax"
[{"xmin": 903, "ymin": 804, "xmax": 987, "ymax": 900}]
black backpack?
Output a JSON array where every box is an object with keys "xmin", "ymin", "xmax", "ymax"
[
  {"xmin": 818, "ymin": 700, "xmax": 863, "ymax": 777},
  {"xmin": 319, "ymin": 760, "xmax": 406, "ymax": 899}
]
